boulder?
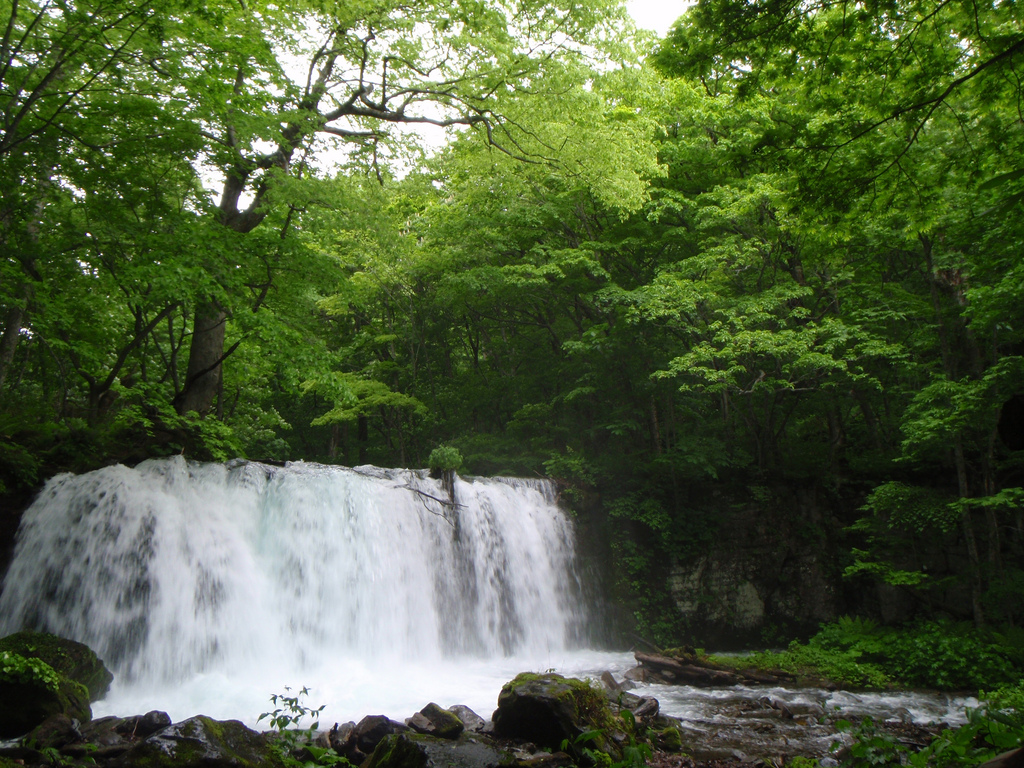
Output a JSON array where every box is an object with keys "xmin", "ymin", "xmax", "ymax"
[
  {"xmin": 32, "ymin": 709, "xmax": 175, "ymax": 760},
  {"xmin": 116, "ymin": 710, "xmax": 173, "ymax": 739},
  {"xmin": 121, "ymin": 715, "xmax": 287, "ymax": 768},
  {"xmin": 491, "ymin": 673, "xmax": 624, "ymax": 755},
  {"xmin": 405, "ymin": 704, "xmax": 463, "ymax": 740},
  {"xmin": 448, "ymin": 705, "xmax": 487, "ymax": 733},
  {"xmin": 979, "ymin": 748, "xmax": 1024, "ymax": 768},
  {"xmin": 0, "ymin": 651, "xmax": 91, "ymax": 738},
  {"xmin": 25, "ymin": 713, "xmax": 82, "ymax": 750},
  {"xmin": 0, "ymin": 631, "xmax": 113, "ymax": 700},
  {"xmin": 362, "ymin": 732, "xmax": 512, "ymax": 768},
  {"xmin": 335, "ymin": 715, "xmax": 410, "ymax": 763},
  {"xmin": 328, "ymin": 721, "xmax": 356, "ymax": 753}
]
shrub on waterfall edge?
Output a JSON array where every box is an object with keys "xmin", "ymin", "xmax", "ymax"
[{"xmin": 428, "ymin": 446, "xmax": 462, "ymax": 474}]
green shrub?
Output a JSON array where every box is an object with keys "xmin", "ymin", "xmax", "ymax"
[
  {"xmin": 427, "ymin": 445, "xmax": 463, "ymax": 473},
  {"xmin": 983, "ymin": 680, "xmax": 1024, "ymax": 727},
  {"xmin": 712, "ymin": 618, "xmax": 1022, "ymax": 691},
  {"xmin": 878, "ymin": 622, "xmax": 1017, "ymax": 689},
  {"xmin": 720, "ymin": 642, "xmax": 891, "ymax": 689}
]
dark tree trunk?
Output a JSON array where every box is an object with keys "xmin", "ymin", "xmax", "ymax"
[
  {"xmin": 0, "ymin": 303, "xmax": 25, "ymax": 398},
  {"xmin": 176, "ymin": 303, "xmax": 227, "ymax": 416},
  {"xmin": 358, "ymin": 414, "xmax": 369, "ymax": 464}
]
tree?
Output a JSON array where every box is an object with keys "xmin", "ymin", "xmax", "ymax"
[
  {"xmin": 650, "ymin": 0, "xmax": 1024, "ymax": 626},
  {"xmin": 164, "ymin": 0, "xmax": 651, "ymax": 416},
  {"xmin": 0, "ymin": 0, "xmax": 181, "ymax": 395}
]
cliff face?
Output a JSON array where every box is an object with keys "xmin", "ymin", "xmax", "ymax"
[
  {"xmin": 668, "ymin": 553, "xmax": 839, "ymax": 645},
  {"xmin": 649, "ymin": 483, "xmax": 976, "ymax": 649},
  {"xmin": 663, "ymin": 486, "xmax": 843, "ymax": 648}
]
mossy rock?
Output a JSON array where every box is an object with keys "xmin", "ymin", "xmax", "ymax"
[
  {"xmin": 363, "ymin": 732, "xmax": 512, "ymax": 768},
  {"xmin": 418, "ymin": 704, "xmax": 465, "ymax": 739},
  {"xmin": 0, "ymin": 652, "xmax": 91, "ymax": 738},
  {"xmin": 655, "ymin": 727, "xmax": 682, "ymax": 752},
  {"xmin": 0, "ymin": 631, "xmax": 113, "ymax": 700},
  {"xmin": 122, "ymin": 715, "xmax": 287, "ymax": 768},
  {"xmin": 492, "ymin": 674, "xmax": 624, "ymax": 756}
]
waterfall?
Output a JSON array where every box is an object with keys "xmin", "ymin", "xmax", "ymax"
[{"xmin": 0, "ymin": 457, "xmax": 591, "ymax": 720}]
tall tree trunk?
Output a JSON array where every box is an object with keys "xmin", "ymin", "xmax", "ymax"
[
  {"xmin": 358, "ymin": 415, "xmax": 369, "ymax": 464},
  {"xmin": 329, "ymin": 423, "xmax": 340, "ymax": 461},
  {"xmin": 176, "ymin": 303, "xmax": 227, "ymax": 416},
  {"xmin": 953, "ymin": 436, "xmax": 986, "ymax": 627},
  {"xmin": 0, "ymin": 303, "xmax": 25, "ymax": 398},
  {"xmin": 650, "ymin": 394, "xmax": 662, "ymax": 455},
  {"xmin": 924, "ymin": 234, "xmax": 985, "ymax": 627}
]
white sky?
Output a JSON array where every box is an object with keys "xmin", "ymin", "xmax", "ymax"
[{"xmin": 626, "ymin": 0, "xmax": 689, "ymax": 37}]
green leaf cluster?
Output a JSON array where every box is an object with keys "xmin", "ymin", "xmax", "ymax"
[{"xmin": 0, "ymin": 651, "xmax": 61, "ymax": 692}]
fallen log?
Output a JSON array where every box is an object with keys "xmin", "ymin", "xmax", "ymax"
[{"xmin": 633, "ymin": 652, "xmax": 798, "ymax": 687}]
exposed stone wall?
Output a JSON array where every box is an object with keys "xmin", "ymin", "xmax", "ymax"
[{"xmin": 664, "ymin": 486, "xmax": 844, "ymax": 649}]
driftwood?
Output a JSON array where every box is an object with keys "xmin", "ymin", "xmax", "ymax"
[{"xmin": 633, "ymin": 651, "xmax": 797, "ymax": 687}]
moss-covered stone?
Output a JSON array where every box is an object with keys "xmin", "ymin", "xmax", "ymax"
[
  {"xmin": 0, "ymin": 631, "xmax": 113, "ymax": 700},
  {"xmin": 492, "ymin": 674, "xmax": 624, "ymax": 756},
  {"xmin": 0, "ymin": 632, "xmax": 101, "ymax": 738},
  {"xmin": 364, "ymin": 732, "xmax": 512, "ymax": 768},
  {"xmin": 26, "ymin": 713, "xmax": 82, "ymax": 750},
  {"xmin": 0, "ymin": 655, "xmax": 91, "ymax": 738},
  {"xmin": 122, "ymin": 715, "xmax": 286, "ymax": 768},
  {"xmin": 418, "ymin": 704, "xmax": 464, "ymax": 739},
  {"xmin": 655, "ymin": 727, "xmax": 682, "ymax": 752}
]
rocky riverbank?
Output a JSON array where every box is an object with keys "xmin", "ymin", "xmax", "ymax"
[
  {"xmin": 1, "ymin": 632, "xmax": 1009, "ymax": 768},
  {"xmin": 1, "ymin": 633, "xmax": 690, "ymax": 768}
]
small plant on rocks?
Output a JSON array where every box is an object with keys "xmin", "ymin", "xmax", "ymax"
[{"xmin": 259, "ymin": 687, "xmax": 349, "ymax": 768}]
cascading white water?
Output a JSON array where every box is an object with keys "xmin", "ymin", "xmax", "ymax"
[
  {"xmin": 0, "ymin": 457, "xmax": 978, "ymax": 746},
  {"xmin": 0, "ymin": 457, "xmax": 597, "ymax": 723}
]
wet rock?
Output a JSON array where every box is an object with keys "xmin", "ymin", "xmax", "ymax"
[
  {"xmin": 515, "ymin": 753, "xmax": 575, "ymax": 768},
  {"xmin": 491, "ymin": 673, "xmax": 637, "ymax": 760},
  {"xmin": 63, "ymin": 713, "xmax": 166, "ymax": 759},
  {"xmin": 0, "ymin": 742, "xmax": 46, "ymax": 765},
  {"xmin": 362, "ymin": 732, "xmax": 512, "ymax": 768},
  {"xmin": 0, "ymin": 631, "xmax": 113, "ymax": 738},
  {"xmin": 622, "ymin": 666, "xmax": 648, "ymax": 683},
  {"xmin": 26, "ymin": 713, "xmax": 82, "ymax": 750},
  {"xmin": 493, "ymin": 673, "xmax": 624, "ymax": 754},
  {"xmin": 329, "ymin": 721, "xmax": 356, "ymax": 753},
  {"xmin": 412, "ymin": 704, "xmax": 463, "ymax": 739},
  {"xmin": 654, "ymin": 727, "xmax": 682, "ymax": 752},
  {"xmin": 357, "ymin": 716, "xmax": 410, "ymax": 752},
  {"xmin": 448, "ymin": 706, "xmax": 486, "ymax": 733},
  {"xmin": 786, "ymin": 702, "xmax": 825, "ymax": 720},
  {"xmin": 601, "ymin": 671, "xmax": 633, "ymax": 693},
  {"xmin": 979, "ymin": 747, "xmax": 1024, "ymax": 768},
  {"xmin": 121, "ymin": 715, "xmax": 286, "ymax": 768},
  {"xmin": 608, "ymin": 690, "xmax": 643, "ymax": 711},
  {"xmin": 0, "ymin": 666, "xmax": 91, "ymax": 738},
  {"xmin": 407, "ymin": 713, "xmax": 434, "ymax": 735},
  {"xmin": 340, "ymin": 715, "xmax": 411, "ymax": 763},
  {"xmin": 634, "ymin": 697, "xmax": 660, "ymax": 721},
  {"xmin": 87, "ymin": 716, "xmax": 130, "ymax": 746},
  {"xmin": 116, "ymin": 710, "xmax": 173, "ymax": 739},
  {"xmin": 492, "ymin": 674, "xmax": 582, "ymax": 750}
]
